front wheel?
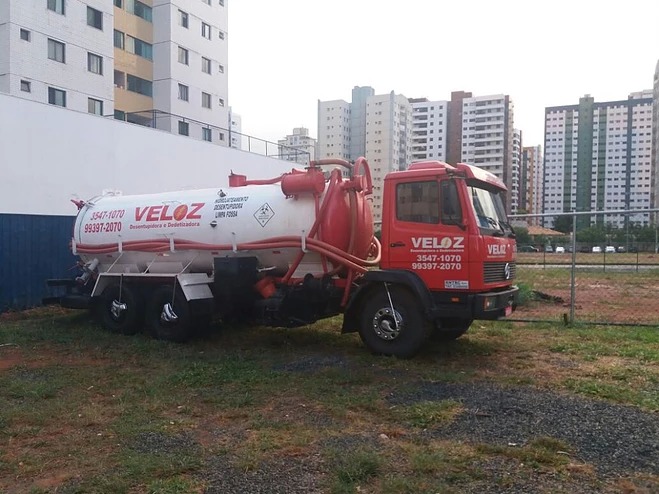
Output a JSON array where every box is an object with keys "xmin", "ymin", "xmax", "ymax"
[{"xmin": 358, "ymin": 285, "xmax": 431, "ymax": 358}]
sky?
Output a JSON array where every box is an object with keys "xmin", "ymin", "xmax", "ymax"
[{"xmin": 229, "ymin": 0, "xmax": 659, "ymax": 148}]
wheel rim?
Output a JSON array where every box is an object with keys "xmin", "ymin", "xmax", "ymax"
[{"xmin": 371, "ymin": 307, "xmax": 403, "ymax": 341}]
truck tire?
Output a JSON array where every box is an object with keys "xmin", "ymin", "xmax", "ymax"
[
  {"xmin": 146, "ymin": 286, "xmax": 192, "ymax": 343},
  {"xmin": 359, "ymin": 285, "xmax": 431, "ymax": 358},
  {"xmin": 99, "ymin": 283, "xmax": 142, "ymax": 335},
  {"xmin": 433, "ymin": 318, "xmax": 472, "ymax": 342}
]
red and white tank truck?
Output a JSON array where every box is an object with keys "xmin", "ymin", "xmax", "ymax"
[{"xmin": 49, "ymin": 157, "xmax": 518, "ymax": 358}]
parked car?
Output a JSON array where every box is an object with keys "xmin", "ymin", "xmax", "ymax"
[
  {"xmin": 544, "ymin": 245, "xmax": 554, "ymax": 253},
  {"xmin": 555, "ymin": 246, "xmax": 565, "ymax": 254},
  {"xmin": 616, "ymin": 246, "xmax": 626, "ymax": 253},
  {"xmin": 592, "ymin": 246, "xmax": 602, "ymax": 253},
  {"xmin": 605, "ymin": 246, "xmax": 616, "ymax": 253},
  {"xmin": 519, "ymin": 245, "xmax": 539, "ymax": 252}
]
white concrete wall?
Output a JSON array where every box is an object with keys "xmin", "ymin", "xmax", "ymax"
[
  {"xmin": 0, "ymin": 0, "xmax": 114, "ymax": 114},
  {"xmin": 0, "ymin": 93, "xmax": 295, "ymax": 215}
]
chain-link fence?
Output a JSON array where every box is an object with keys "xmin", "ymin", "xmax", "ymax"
[{"xmin": 510, "ymin": 209, "xmax": 659, "ymax": 326}]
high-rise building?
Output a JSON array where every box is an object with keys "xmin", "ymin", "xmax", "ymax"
[
  {"xmin": 149, "ymin": 0, "xmax": 228, "ymax": 141},
  {"xmin": 459, "ymin": 94, "xmax": 514, "ymax": 189},
  {"xmin": 229, "ymin": 110, "xmax": 241, "ymax": 150},
  {"xmin": 365, "ymin": 92, "xmax": 413, "ymax": 221},
  {"xmin": 510, "ymin": 129, "xmax": 522, "ymax": 213},
  {"xmin": 278, "ymin": 127, "xmax": 317, "ymax": 166},
  {"xmin": 318, "ymin": 88, "xmax": 412, "ymax": 222},
  {"xmin": 543, "ymin": 92, "xmax": 654, "ymax": 228},
  {"xmin": 1, "ymin": 0, "xmax": 229, "ymax": 144},
  {"xmin": 317, "ymin": 99, "xmax": 351, "ymax": 160},
  {"xmin": 652, "ymin": 60, "xmax": 659, "ymax": 217},
  {"xmin": 0, "ymin": 0, "xmax": 115, "ymax": 115},
  {"xmin": 521, "ymin": 145, "xmax": 543, "ymax": 222},
  {"xmin": 409, "ymin": 98, "xmax": 448, "ymax": 162}
]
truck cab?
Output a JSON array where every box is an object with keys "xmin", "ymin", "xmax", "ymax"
[{"xmin": 343, "ymin": 160, "xmax": 518, "ymax": 356}]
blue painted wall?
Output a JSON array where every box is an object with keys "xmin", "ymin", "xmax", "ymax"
[{"xmin": 0, "ymin": 214, "xmax": 77, "ymax": 312}]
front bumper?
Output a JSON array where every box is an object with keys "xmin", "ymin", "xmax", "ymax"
[{"xmin": 472, "ymin": 285, "xmax": 519, "ymax": 319}]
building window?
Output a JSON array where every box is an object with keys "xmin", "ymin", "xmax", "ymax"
[
  {"xmin": 126, "ymin": 74, "xmax": 152, "ymax": 97},
  {"xmin": 219, "ymin": 132, "xmax": 225, "ymax": 141},
  {"xmin": 20, "ymin": 29, "xmax": 30, "ymax": 41},
  {"xmin": 47, "ymin": 0, "xmax": 65, "ymax": 15},
  {"xmin": 48, "ymin": 87, "xmax": 66, "ymax": 107},
  {"xmin": 88, "ymin": 98, "xmax": 103, "ymax": 115},
  {"xmin": 178, "ymin": 46, "xmax": 189, "ymax": 65},
  {"xmin": 202, "ymin": 127, "xmax": 212, "ymax": 142},
  {"xmin": 202, "ymin": 92, "xmax": 211, "ymax": 109},
  {"xmin": 219, "ymin": 98, "xmax": 225, "ymax": 107},
  {"xmin": 179, "ymin": 10, "xmax": 188, "ymax": 28},
  {"xmin": 20, "ymin": 80, "xmax": 31, "ymax": 92},
  {"xmin": 87, "ymin": 7, "xmax": 103, "ymax": 29},
  {"xmin": 47, "ymin": 39, "xmax": 65, "ymax": 63},
  {"xmin": 218, "ymin": 30, "xmax": 225, "ymax": 40},
  {"xmin": 88, "ymin": 53, "xmax": 103, "ymax": 75},
  {"xmin": 114, "ymin": 30, "xmax": 124, "ymax": 49},
  {"xmin": 178, "ymin": 121, "xmax": 189, "ymax": 136},
  {"xmin": 114, "ymin": 0, "xmax": 123, "ymax": 7},
  {"xmin": 202, "ymin": 57, "xmax": 211, "ymax": 74},
  {"xmin": 128, "ymin": 0, "xmax": 152, "ymax": 22},
  {"xmin": 218, "ymin": 64, "xmax": 224, "ymax": 74},
  {"xmin": 202, "ymin": 0, "xmax": 211, "ymax": 5},
  {"xmin": 219, "ymin": 0, "xmax": 224, "ymax": 6},
  {"xmin": 178, "ymin": 83, "xmax": 189, "ymax": 101},
  {"xmin": 114, "ymin": 70, "xmax": 126, "ymax": 88},
  {"xmin": 126, "ymin": 35, "xmax": 152, "ymax": 60},
  {"xmin": 202, "ymin": 22, "xmax": 211, "ymax": 39}
]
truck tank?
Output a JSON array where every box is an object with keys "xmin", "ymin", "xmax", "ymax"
[{"xmin": 73, "ymin": 159, "xmax": 377, "ymax": 284}]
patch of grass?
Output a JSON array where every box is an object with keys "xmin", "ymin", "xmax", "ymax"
[
  {"xmin": 328, "ymin": 447, "xmax": 382, "ymax": 493},
  {"xmin": 392, "ymin": 400, "xmax": 462, "ymax": 429},
  {"xmin": 477, "ymin": 437, "xmax": 571, "ymax": 469},
  {"xmin": 563, "ymin": 378, "xmax": 659, "ymax": 411}
]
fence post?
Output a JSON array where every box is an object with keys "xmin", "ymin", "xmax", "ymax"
[{"xmin": 570, "ymin": 211, "xmax": 577, "ymax": 325}]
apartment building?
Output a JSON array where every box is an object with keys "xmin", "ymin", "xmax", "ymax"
[
  {"xmin": 0, "ymin": 0, "xmax": 114, "ymax": 115},
  {"xmin": 150, "ymin": 0, "xmax": 229, "ymax": 142},
  {"xmin": 1, "ymin": 0, "xmax": 229, "ymax": 145},
  {"xmin": 510, "ymin": 129, "xmax": 522, "ymax": 213},
  {"xmin": 409, "ymin": 98, "xmax": 448, "ymax": 162},
  {"xmin": 543, "ymin": 92, "xmax": 654, "ymax": 228},
  {"xmin": 278, "ymin": 127, "xmax": 316, "ymax": 166},
  {"xmin": 317, "ymin": 99, "xmax": 351, "ymax": 160},
  {"xmin": 521, "ymin": 145, "xmax": 543, "ymax": 222},
  {"xmin": 365, "ymin": 92, "xmax": 413, "ymax": 221},
  {"xmin": 229, "ymin": 110, "xmax": 241, "ymax": 149},
  {"xmin": 652, "ymin": 60, "xmax": 659, "ymax": 216}
]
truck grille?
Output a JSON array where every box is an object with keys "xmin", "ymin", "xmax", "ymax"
[{"xmin": 483, "ymin": 262, "xmax": 516, "ymax": 283}]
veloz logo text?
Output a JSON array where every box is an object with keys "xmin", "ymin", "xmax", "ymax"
[{"xmin": 411, "ymin": 236, "xmax": 464, "ymax": 250}]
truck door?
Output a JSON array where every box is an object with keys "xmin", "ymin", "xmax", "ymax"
[{"xmin": 387, "ymin": 178, "xmax": 469, "ymax": 292}]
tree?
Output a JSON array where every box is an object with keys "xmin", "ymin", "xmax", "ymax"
[{"xmin": 552, "ymin": 215, "xmax": 573, "ymax": 234}]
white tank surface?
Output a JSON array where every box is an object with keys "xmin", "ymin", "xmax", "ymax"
[{"xmin": 73, "ymin": 166, "xmax": 376, "ymax": 278}]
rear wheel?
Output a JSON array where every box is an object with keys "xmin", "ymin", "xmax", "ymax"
[
  {"xmin": 146, "ymin": 286, "xmax": 192, "ymax": 343},
  {"xmin": 358, "ymin": 285, "xmax": 431, "ymax": 358},
  {"xmin": 99, "ymin": 282, "xmax": 143, "ymax": 335},
  {"xmin": 432, "ymin": 318, "xmax": 472, "ymax": 342}
]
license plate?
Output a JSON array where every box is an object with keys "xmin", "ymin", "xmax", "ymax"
[{"xmin": 505, "ymin": 306, "xmax": 512, "ymax": 316}]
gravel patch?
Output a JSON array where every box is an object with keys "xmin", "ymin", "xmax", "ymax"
[
  {"xmin": 128, "ymin": 431, "xmax": 199, "ymax": 455},
  {"xmin": 201, "ymin": 454, "xmax": 324, "ymax": 494},
  {"xmin": 388, "ymin": 381, "xmax": 659, "ymax": 475}
]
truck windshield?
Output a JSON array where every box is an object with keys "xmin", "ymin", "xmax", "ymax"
[{"xmin": 468, "ymin": 184, "xmax": 512, "ymax": 237}]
